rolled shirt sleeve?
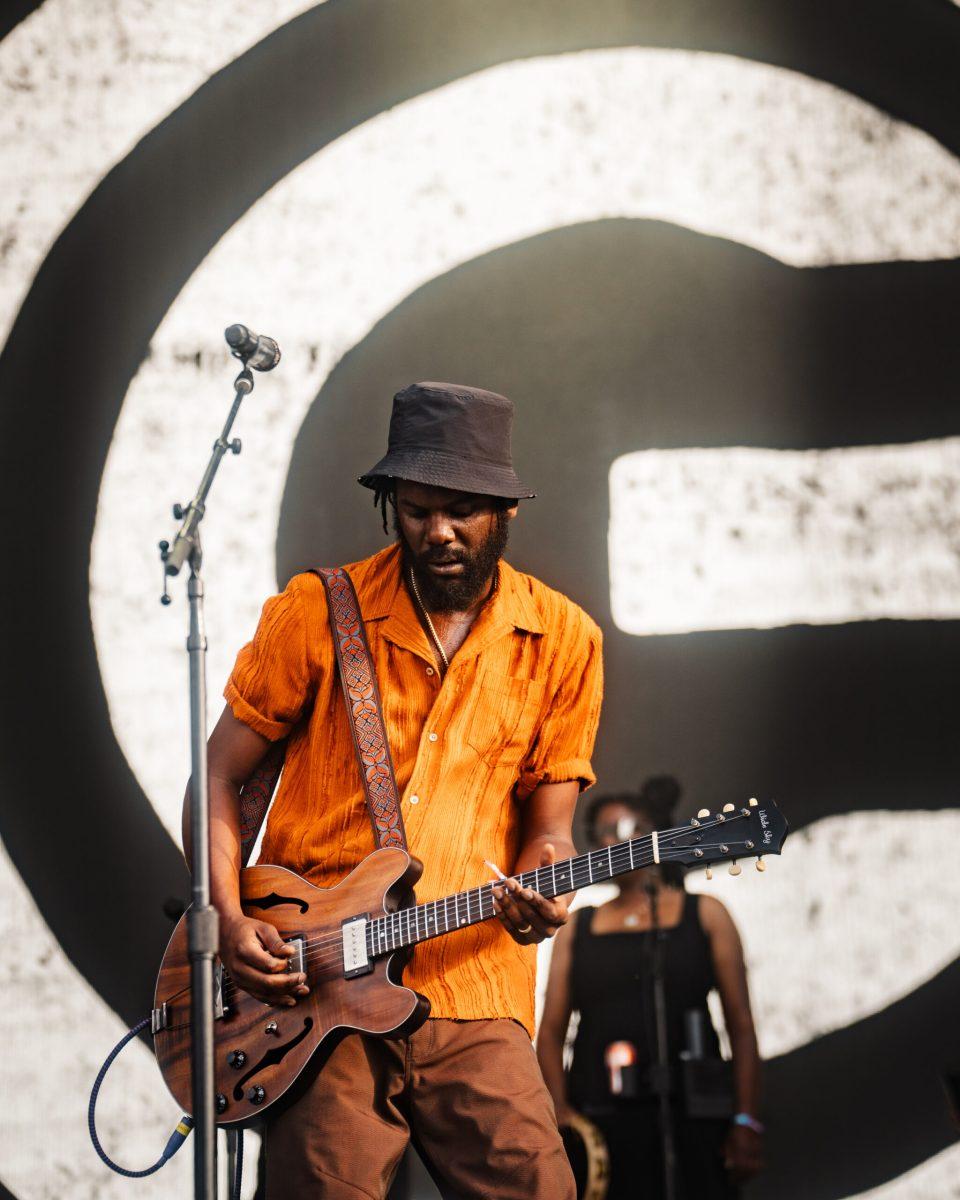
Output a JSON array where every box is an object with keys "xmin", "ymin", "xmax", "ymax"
[
  {"xmin": 518, "ymin": 616, "xmax": 604, "ymax": 797},
  {"xmin": 224, "ymin": 576, "xmax": 313, "ymax": 740}
]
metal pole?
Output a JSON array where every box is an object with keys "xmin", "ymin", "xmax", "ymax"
[
  {"xmin": 648, "ymin": 885, "xmax": 678, "ymax": 1200},
  {"xmin": 187, "ymin": 565, "xmax": 217, "ymax": 1200}
]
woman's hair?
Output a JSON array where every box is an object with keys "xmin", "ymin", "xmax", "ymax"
[{"xmin": 583, "ymin": 775, "xmax": 686, "ymax": 885}]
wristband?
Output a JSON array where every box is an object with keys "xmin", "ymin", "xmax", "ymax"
[{"xmin": 732, "ymin": 1112, "xmax": 765, "ymax": 1135}]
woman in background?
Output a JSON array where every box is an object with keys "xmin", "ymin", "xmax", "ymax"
[{"xmin": 537, "ymin": 777, "xmax": 764, "ymax": 1199}]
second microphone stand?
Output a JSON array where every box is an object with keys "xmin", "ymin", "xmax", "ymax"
[{"xmin": 646, "ymin": 882, "xmax": 679, "ymax": 1200}]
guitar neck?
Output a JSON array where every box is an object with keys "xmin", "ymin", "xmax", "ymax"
[{"xmin": 366, "ymin": 832, "xmax": 662, "ymax": 958}]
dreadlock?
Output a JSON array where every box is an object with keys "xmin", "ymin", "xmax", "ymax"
[{"xmin": 372, "ymin": 480, "xmax": 397, "ymax": 533}]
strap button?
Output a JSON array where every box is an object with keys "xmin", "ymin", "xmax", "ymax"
[
  {"xmin": 409, "ymin": 794, "xmax": 420, "ymax": 805},
  {"xmin": 428, "ymin": 732, "xmax": 438, "ymax": 742}
]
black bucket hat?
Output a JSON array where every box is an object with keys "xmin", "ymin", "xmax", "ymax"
[{"xmin": 358, "ymin": 381, "xmax": 536, "ymax": 500}]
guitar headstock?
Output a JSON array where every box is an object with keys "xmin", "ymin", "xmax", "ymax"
[{"xmin": 658, "ymin": 798, "xmax": 788, "ymax": 877}]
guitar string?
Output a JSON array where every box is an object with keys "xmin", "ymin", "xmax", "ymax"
[
  {"xmin": 192, "ymin": 826, "xmax": 759, "ymax": 1007},
  {"xmin": 227, "ymin": 824, "xmax": 713, "ymax": 973},
  {"xmin": 213, "ymin": 843, "xmax": 673, "ymax": 1002},
  {"xmin": 274, "ymin": 818, "xmax": 749, "ymax": 963},
  {"xmin": 164, "ymin": 820, "xmax": 760, "ymax": 1007},
  {"xmin": 209, "ymin": 834, "xmax": 760, "ymax": 1005}
]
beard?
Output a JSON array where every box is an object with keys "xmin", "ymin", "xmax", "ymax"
[{"xmin": 395, "ymin": 510, "xmax": 511, "ymax": 612}]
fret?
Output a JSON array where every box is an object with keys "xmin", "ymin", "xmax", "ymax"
[
  {"xmin": 465, "ymin": 890, "xmax": 472, "ymax": 924},
  {"xmin": 629, "ymin": 839, "xmax": 635, "ymax": 870},
  {"xmin": 587, "ymin": 852, "xmax": 594, "ymax": 883},
  {"xmin": 551, "ymin": 861, "xmax": 557, "ymax": 897},
  {"xmin": 607, "ymin": 846, "xmax": 613, "ymax": 878}
]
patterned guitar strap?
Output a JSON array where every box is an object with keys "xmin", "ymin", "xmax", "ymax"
[{"xmin": 238, "ymin": 566, "xmax": 407, "ymax": 866}]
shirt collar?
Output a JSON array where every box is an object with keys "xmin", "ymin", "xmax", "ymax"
[{"xmin": 359, "ymin": 544, "xmax": 544, "ymax": 649}]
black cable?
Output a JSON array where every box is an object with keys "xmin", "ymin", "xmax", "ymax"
[
  {"xmin": 90, "ymin": 1016, "xmax": 246, "ymax": 1196},
  {"xmin": 88, "ymin": 1016, "xmax": 193, "ymax": 1177}
]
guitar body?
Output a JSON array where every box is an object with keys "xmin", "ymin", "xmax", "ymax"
[{"xmin": 153, "ymin": 848, "xmax": 428, "ymax": 1127}]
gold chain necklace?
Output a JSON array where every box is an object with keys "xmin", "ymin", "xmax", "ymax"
[{"xmin": 407, "ymin": 568, "xmax": 450, "ymax": 670}]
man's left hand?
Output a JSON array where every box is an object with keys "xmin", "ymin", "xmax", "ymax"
[{"xmin": 492, "ymin": 843, "xmax": 569, "ymax": 944}]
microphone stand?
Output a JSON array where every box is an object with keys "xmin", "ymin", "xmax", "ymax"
[
  {"xmin": 646, "ymin": 881, "xmax": 679, "ymax": 1200},
  {"xmin": 158, "ymin": 357, "xmax": 256, "ymax": 1200}
]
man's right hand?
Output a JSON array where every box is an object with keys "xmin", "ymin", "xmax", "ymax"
[{"xmin": 219, "ymin": 915, "xmax": 309, "ymax": 1008}]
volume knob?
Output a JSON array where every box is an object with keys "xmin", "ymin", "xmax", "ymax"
[
  {"xmin": 247, "ymin": 1085, "xmax": 266, "ymax": 1106},
  {"xmin": 227, "ymin": 1049, "xmax": 246, "ymax": 1069}
]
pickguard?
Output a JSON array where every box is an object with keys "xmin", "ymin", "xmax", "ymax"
[
  {"xmin": 244, "ymin": 891, "xmax": 309, "ymax": 914},
  {"xmin": 232, "ymin": 1017, "xmax": 314, "ymax": 1100}
]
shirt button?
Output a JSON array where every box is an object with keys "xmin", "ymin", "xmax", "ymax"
[
  {"xmin": 428, "ymin": 732, "xmax": 438, "ymax": 742},
  {"xmin": 409, "ymin": 794, "xmax": 420, "ymax": 805},
  {"xmin": 425, "ymin": 666, "xmax": 435, "ymax": 676}
]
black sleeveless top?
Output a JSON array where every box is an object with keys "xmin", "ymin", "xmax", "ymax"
[{"xmin": 567, "ymin": 892, "xmax": 720, "ymax": 1109}]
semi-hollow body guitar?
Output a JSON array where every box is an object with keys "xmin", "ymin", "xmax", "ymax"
[{"xmin": 153, "ymin": 798, "xmax": 788, "ymax": 1126}]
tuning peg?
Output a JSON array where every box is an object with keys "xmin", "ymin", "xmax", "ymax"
[
  {"xmin": 748, "ymin": 797, "xmax": 758, "ymax": 807},
  {"xmin": 705, "ymin": 867, "xmax": 713, "ymax": 881},
  {"xmin": 756, "ymin": 858, "xmax": 766, "ymax": 872},
  {"xmin": 722, "ymin": 803, "xmax": 735, "ymax": 813},
  {"xmin": 697, "ymin": 808, "xmax": 710, "ymax": 818},
  {"xmin": 728, "ymin": 860, "xmax": 742, "ymax": 876}
]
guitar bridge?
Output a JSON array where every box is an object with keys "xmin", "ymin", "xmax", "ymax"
[
  {"xmin": 214, "ymin": 962, "xmax": 226, "ymax": 1019},
  {"xmin": 341, "ymin": 915, "xmax": 373, "ymax": 978}
]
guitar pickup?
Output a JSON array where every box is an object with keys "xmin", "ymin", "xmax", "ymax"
[
  {"xmin": 341, "ymin": 915, "xmax": 373, "ymax": 978},
  {"xmin": 284, "ymin": 934, "xmax": 306, "ymax": 977}
]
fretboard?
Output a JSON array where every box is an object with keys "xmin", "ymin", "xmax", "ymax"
[{"xmin": 366, "ymin": 832, "xmax": 661, "ymax": 958}]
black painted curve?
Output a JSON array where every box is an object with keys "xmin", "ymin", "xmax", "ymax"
[
  {"xmin": 0, "ymin": 3, "xmax": 957, "ymax": 1191},
  {"xmin": 0, "ymin": 0, "xmax": 45, "ymax": 42},
  {"xmin": 763, "ymin": 955, "xmax": 960, "ymax": 1198}
]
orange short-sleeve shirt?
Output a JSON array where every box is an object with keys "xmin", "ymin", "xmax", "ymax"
[{"xmin": 225, "ymin": 543, "xmax": 603, "ymax": 1035}]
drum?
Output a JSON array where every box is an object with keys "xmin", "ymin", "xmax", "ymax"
[{"xmin": 560, "ymin": 1111, "xmax": 610, "ymax": 1200}]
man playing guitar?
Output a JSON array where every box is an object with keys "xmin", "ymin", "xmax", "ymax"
[{"xmin": 182, "ymin": 382, "xmax": 604, "ymax": 1199}]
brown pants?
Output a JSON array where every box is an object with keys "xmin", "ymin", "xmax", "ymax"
[{"xmin": 265, "ymin": 1018, "xmax": 575, "ymax": 1200}]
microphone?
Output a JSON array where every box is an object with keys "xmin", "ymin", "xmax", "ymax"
[{"xmin": 224, "ymin": 323, "xmax": 281, "ymax": 371}]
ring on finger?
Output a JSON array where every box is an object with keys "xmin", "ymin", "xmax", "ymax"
[{"xmin": 517, "ymin": 923, "xmax": 533, "ymax": 934}]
